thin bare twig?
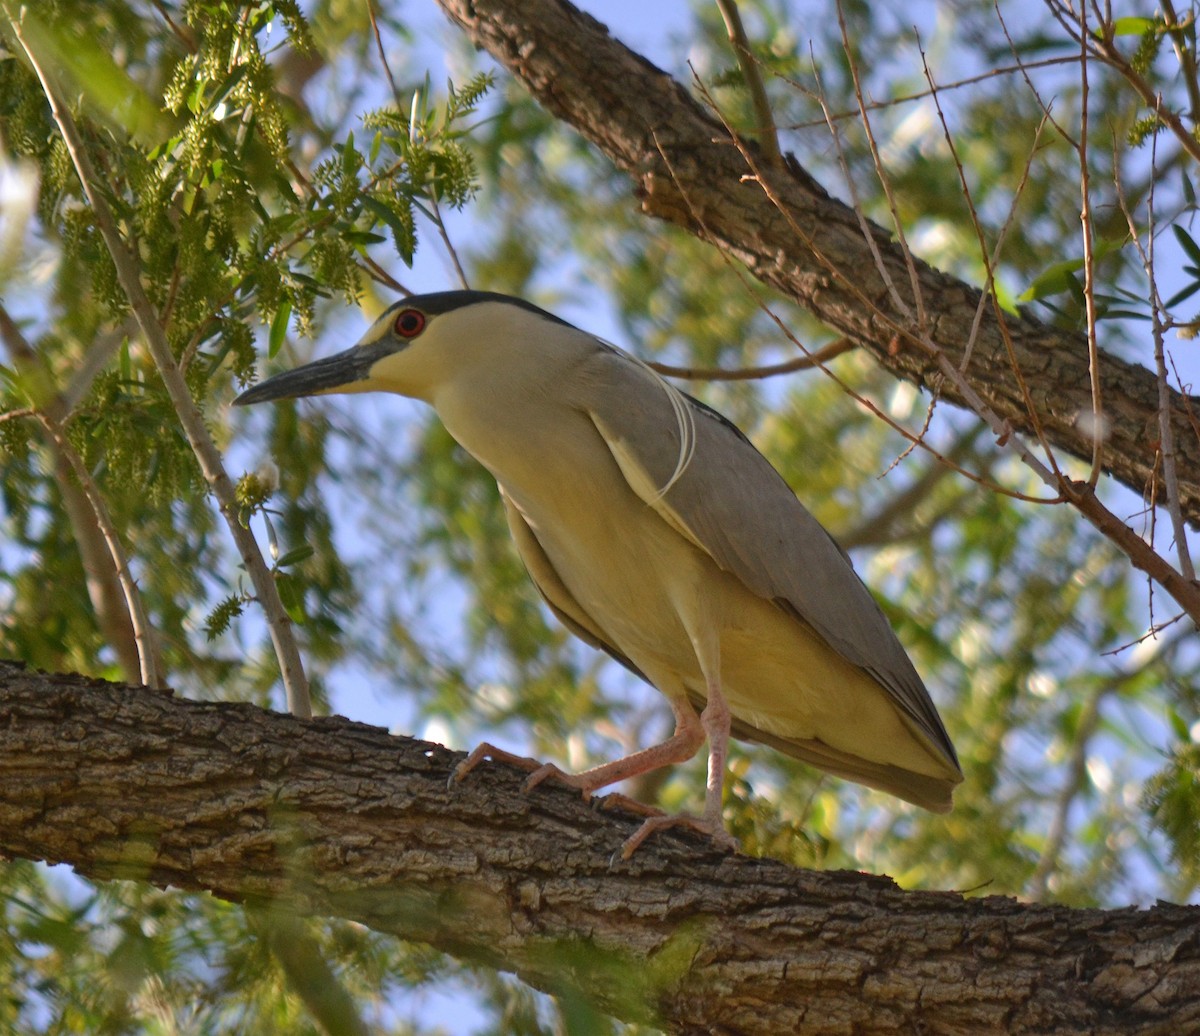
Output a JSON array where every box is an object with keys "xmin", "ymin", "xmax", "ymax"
[
  {"xmin": 424, "ymin": 193, "xmax": 471, "ymax": 289},
  {"xmin": 367, "ymin": 0, "xmax": 404, "ymax": 109},
  {"xmin": 916, "ymin": 38, "xmax": 1044, "ymax": 372},
  {"xmin": 714, "ymin": 0, "xmax": 783, "ymax": 168},
  {"xmin": 1114, "ymin": 134, "xmax": 1196, "ymax": 582},
  {"xmin": 807, "ymin": 34, "xmax": 916, "ymax": 326},
  {"xmin": 1161, "ymin": 0, "xmax": 1200, "ymax": 122},
  {"xmin": 61, "ymin": 317, "xmax": 139, "ymax": 412},
  {"xmin": 914, "ymin": 44, "xmax": 1065, "ymax": 485},
  {"xmin": 368, "ymin": 6, "xmax": 470, "ymax": 291},
  {"xmin": 1074, "ymin": 5, "xmax": 1106, "ymax": 487},
  {"xmin": 994, "ymin": 3, "xmax": 1074, "ymax": 145},
  {"xmin": 648, "ymin": 336, "xmax": 854, "ymax": 380},
  {"xmin": 148, "ymin": 0, "xmax": 196, "ymax": 51},
  {"xmin": 840, "ymin": 422, "xmax": 988, "ymax": 549},
  {"xmin": 780, "ymin": 54, "xmax": 1079, "ymax": 132},
  {"xmin": 1026, "ymin": 681, "xmax": 1110, "ymax": 901},
  {"xmin": 358, "ymin": 253, "xmax": 414, "ymax": 295},
  {"xmin": 696, "ymin": 73, "xmax": 1067, "ymax": 496},
  {"xmin": 7, "ymin": 7, "xmax": 313, "ymax": 717}
]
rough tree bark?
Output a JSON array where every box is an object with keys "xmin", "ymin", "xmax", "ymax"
[
  {"xmin": 433, "ymin": 0, "xmax": 1200, "ymax": 527},
  {"xmin": 1, "ymin": 661, "xmax": 1196, "ymax": 1035}
]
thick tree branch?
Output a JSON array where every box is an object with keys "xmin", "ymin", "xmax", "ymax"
[
  {"xmin": 1, "ymin": 661, "xmax": 1197, "ymax": 1035},
  {"xmin": 433, "ymin": 0, "xmax": 1200, "ymax": 527}
]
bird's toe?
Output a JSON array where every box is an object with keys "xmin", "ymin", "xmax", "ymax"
[{"xmin": 618, "ymin": 811, "xmax": 740, "ymax": 859}]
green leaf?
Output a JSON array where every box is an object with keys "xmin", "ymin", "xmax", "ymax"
[
  {"xmin": 362, "ymin": 195, "xmax": 417, "ymax": 264},
  {"xmin": 268, "ymin": 300, "xmax": 292, "ymax": 359},
  {"xmin": 1109, "ymin": 16, "xmax": 1157, "ymax": 36},
  {"xmin": 1165, "ymin": 280, "xmax": 1200, "ymax": 309},
  {"xmin": 275, "ymin": 572, "xmax": 306, "ymax": 624},
  {"xmin": 1019, "ymin": 237, "xmax": 1128, "ymax": 302},
  {"xmin": 1174, "ymin": 225, "xmax": 1200, "ymax": 266},
  {"xmin": 342, "ymin": 229, "xmax": 387, "ymax": 245},
  {"xmin": 1020, "ymin": 259, "xmax": 1082, "ymax": 302},
  {"xmin": 274, "ymin": 545, "xmax": 315, "ymax": 568}
]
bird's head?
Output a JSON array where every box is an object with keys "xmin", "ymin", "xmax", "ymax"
[{"xmin": 233, "ymin": 290, "xmax": 570, "ymax": 408}]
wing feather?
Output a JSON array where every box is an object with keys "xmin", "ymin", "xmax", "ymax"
[
  {"xmin": 571, "ymin": 346, "xmax": 960, "ymax": 776},
  {"xmin": 498, "ymin": 485, "xmax": 646, "ymax": 682}
]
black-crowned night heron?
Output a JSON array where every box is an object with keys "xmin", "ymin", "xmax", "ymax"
[{"xmin": 235, "ymin": 290, "xmax": 962, "ymax": 856}]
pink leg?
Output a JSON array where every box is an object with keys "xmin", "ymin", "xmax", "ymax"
[
  {"xmin": 619, "ymin": 679, "xmax": 737, "ymax": 858},
  {"xmin": 451, "ymin": 695, "xmax": 705, "ymax": 800}
]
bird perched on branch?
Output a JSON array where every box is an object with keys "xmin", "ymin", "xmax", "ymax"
[{"xmin": 235, "ymin": 290, "xmax": 962, "ymax": 857}]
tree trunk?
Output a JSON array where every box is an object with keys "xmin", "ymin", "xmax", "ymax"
[
  {"xmin": 433, "ymin": 0, "xmax": 1200, "ymax": 527},
  {"xmin": 0, "ymin": 660, "xmax": 1196, "ymax": 1035}
]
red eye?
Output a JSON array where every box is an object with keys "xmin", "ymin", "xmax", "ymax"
[{"xmin": 394, "ymin": 308, "xmax": 426, "ymax": 338}]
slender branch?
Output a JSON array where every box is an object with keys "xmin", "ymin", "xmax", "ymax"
[
  {"xmin": 1161, "ymin": 0, "xmax": 1200, "ymax": 122},
  {"xmin": 1026, "ymin": 682, "xmax": 1110, "ymax": 901},
  {"xmin": 357, "ymin": 253, "xmax": 414, "ymax": 295},
  {"xmin": 367, "ymin": 0, "xmax": 403, "ymax": 109},
  {"xmin": 714, "ymin": 0, "xmax": 782, "ymax": 168},
  {"xmin": 1075, "ymin": 4, "xmax": 1106, "ymax": 487},
  {"xmin": 839, "ymin": 422, "xmax": 987, "ymax": 548},
  {"xmin": 647, "ymin": 335, "xmax": 854, "ymax": 380},
  {"xmin": 6, "ymin": 7, "xmax": 312, "ymax": 718},
  {"xmin": 913, "ymin": 49, "xmax": 1064, "ymax": 483},
  {"xmin": 834, "ymin": 0, "xmax": 926, "ymax": 331},
  {"xmin": 425, "ymin": 191, "xmax": 471, "ymax": 289},
  {"xmin": 1060, "ymin": 3, "xmax": 1200, "ymax": 164},
  {"xmin": 805, "ymin": 51, "xmax": 915, "ymax": 325},
  {"xmin": 36, "ymin": 415, "xmax": 166, "ymax": 688},
  {"xmin": 781, "ymin": 55, "xmax": 1080, "ymax": 131},
  {"xmin": 702, "ymin": 80, "xmax": 1068, "ymax": 495},
  {"xmin": 1115, "ymin": 137, "xmax": 1197, "ymax": 582},
  {"xmin": 60, "ymin": 317, "xmax": 138, "ymax": 414},
  {"xmin": 245, "ymin": 908, "xmax": 372, "ymax": 1036},
  {"xmin": 0, "ymin": 304, "xmax": 146, "ymax": 682},
  {"xmin": 367, "ymin": 0, "xmax": 470, "ymax": 290}
]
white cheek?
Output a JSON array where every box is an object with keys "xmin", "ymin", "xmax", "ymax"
[{"xmin": 366, "ymin": 342, "xmax": 434, "ymax": 401}]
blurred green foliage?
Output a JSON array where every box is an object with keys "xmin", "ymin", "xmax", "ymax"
[{"xmin": 0, "ymin": 0, "xmax": 1197, "ymax": 1032}]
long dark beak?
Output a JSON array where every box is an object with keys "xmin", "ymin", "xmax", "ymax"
[{"xmin": 233, "ymin": 340, "xmax": 394, "ymax": 406}]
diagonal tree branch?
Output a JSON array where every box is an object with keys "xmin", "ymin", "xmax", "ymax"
[
  {"xmin": 1, "ymin": 660, "xmax": 1197, "ymax": 1035},
  {"xmin": 432, "ymin": 0, "xmax": 1200, "ymax": 528}
]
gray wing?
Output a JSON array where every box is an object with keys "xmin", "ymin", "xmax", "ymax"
[
  {"xmin": 570, "ymin": 345, "xmax": 960, "ymax": 774},
  {"xmin": 498, "ymin": 485, "xmax": 647, "ymax": 682}
]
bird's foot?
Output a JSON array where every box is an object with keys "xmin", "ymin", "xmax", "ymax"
[
  {"xmin": 450, "ymin": 743, "xmax": 594, "ymax": 802},
  {"xmin": 617, "ymin": 811, "xmax": 740, "ymax": 860}
]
